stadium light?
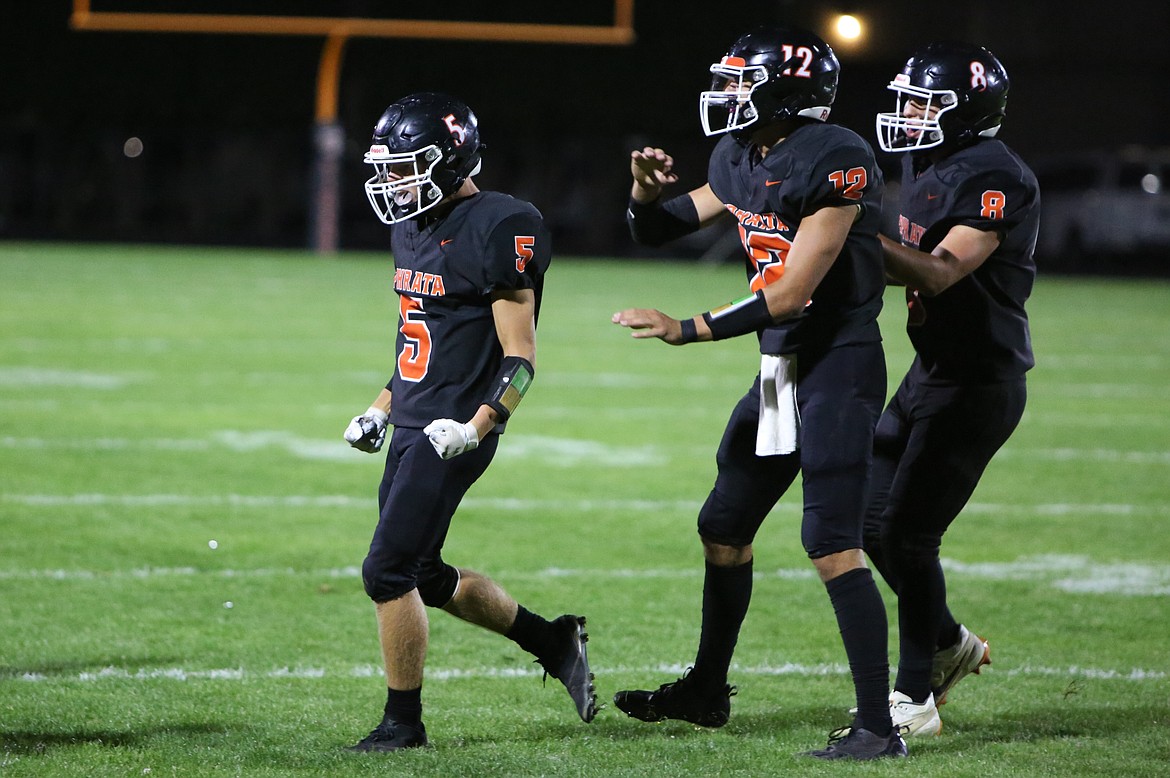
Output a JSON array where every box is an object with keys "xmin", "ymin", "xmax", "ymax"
[
  {"xmin": 836, "ymin": 14, "xmax": 863, "ymax": 41},
  {"xmin": 826, "ymin": 11, "xmax": 868, "ymax": 52}
]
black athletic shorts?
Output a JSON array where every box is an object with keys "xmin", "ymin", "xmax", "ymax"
[
  {"xmin": 864, "ymin": 362, "xmax": 1027, "ymax": 544},
  {"xmin": 362, "ymin": 426, "xmax": 498, "ymax": 602},
  {"xmin": 697, "ymin": 341, "xmax": 886, "ymax": 557}
]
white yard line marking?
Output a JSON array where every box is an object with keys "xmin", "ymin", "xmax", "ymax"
[
  {"xmin": 493, "ymin": 435, "xmax": 666, "ymax": 466},
  {"xmin": 3, "ymin": 555, "xmax": 1168, "ymax": 595},
  {"xmin": 1041, "ymin": 383, "xmax": 1169, "ymax": 400},
  {"xmin": 995, "ymin": 447, "xmax": 1170, "ymax": 465},
  {"xmin": 539, "ymin": 372, "xmax": 751, "ymax": 390},
  {"xmin": 1024, "ymin": 411, "xmax": 1170, "ymax": 428},
  {"xmin": 1038, "ymin": 354, "xmax": 1169, "ymax": 369},
  {"xmin": 6, "ymin": 433, "xmax": 1170, "ymax": 468},
  {"xmin": 0, "ymin": 367, "xmax": 135, "ymax": 389},
  {"xmin": 0, "ymin": 493, "xmax": 706, "ymax": 512},
  {"xmin": 1, "ymin": 493, "xmax": 374, "ymax": 508},
  {"xmin": 8, "ymin": 492, "xmax": 1170, "ymax": 517},
  {"xmin": 1, "ymin": 433, "xmax": 670, "ymax": 466},
  {"xmin": 11, "ymin": 661, "xmax": 1164, "ymax": 684}
]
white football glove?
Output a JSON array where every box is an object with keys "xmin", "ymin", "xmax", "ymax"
[
  {"xmin": 344, "ymin": 407, "xmax": 388, "ymax": 453},
  {"xmin": 423, "ymin": 418, "xmax": 479, "ymax": 460}
]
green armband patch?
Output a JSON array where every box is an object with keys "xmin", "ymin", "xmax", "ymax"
[
  {"xmin": 485, "ymin": 356, "xmax": 534, "ymax": 420},
  {"xmin": 702, "ymin": 290, "xmax": 774, "ymax": 341}
]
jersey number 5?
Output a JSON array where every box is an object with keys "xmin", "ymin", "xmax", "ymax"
[
  {"xmin": 397, "ymin": 295, "xmax": 433, "ymax": 383},
  {"xmin": 739, "ymin": 229, "xmax": 792, "ymax": 292},
  {"xmin": 514, "ymin": 236, "xmax": 535, "ymax": 272}
]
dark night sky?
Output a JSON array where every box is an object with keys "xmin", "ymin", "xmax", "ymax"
[{"xmin": 3, "ymin": 1, "xmax": 1169, "ymax": 251}]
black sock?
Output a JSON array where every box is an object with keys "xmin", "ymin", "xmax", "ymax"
[
  {"xmin": 937, "ymin": 609, "xmax": 960, "ymax": 651},
  {"xmin": 692, "ymin": 559, "xmax": 753, "ymax": 691},
  {"xmin": 505, "ymin": 604, "xmax": 555, "ymax": 658},
  {"xmin": 892, "ymin": 557, "xmax": 948, "ymax": 701},
  {"xmin": 384, "ymin": 686, "xmax": 422, "ymax": 726},
  {"xmin": 825, "ymin": 567, "xmax": 891, "ymax": 737}
]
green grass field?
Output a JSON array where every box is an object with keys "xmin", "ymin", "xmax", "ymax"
[{"xmin": 2, "ymin": 242, "xmax": 1169, "ymax": 777}]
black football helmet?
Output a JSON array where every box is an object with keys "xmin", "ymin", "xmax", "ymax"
[
  {"xmin": 876, "ymin": 42, "xmax": 1009, "ymax": 154},
  {"xmin": 364, "ymin": 92, "xmax": 483, "ymax": 224},
  {"xmin": 700, "ymin": 25, "xmax": 839, "ymax": 137}
]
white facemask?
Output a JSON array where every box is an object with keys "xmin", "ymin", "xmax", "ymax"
[{"xmin": 363, "ymin": 144, "xmax": 445, "ymax": 224}]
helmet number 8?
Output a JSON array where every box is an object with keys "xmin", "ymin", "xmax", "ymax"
[{"xmin": 969, "ymin": 60, "xmax": 988, "ymax": 89}]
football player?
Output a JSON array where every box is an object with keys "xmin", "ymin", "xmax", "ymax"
[
  {"xmin": 864, "ymin": 43, "xmax": 1039, "ymax": 736},
  {"xmin": 344, "ymin": 92, "xmax": 597, "ymax": 752},
  {"xmin": 611, "ymin": 26, "xmax": 904, "ymax": 760}
]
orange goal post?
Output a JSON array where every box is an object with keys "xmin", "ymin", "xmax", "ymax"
[{"xmin": 70, "ymin": 0, "xmax": 636, "ymax": 253}]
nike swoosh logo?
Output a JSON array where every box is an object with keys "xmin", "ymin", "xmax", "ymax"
[
  {"xmin": 926, "ymin": 193, "xmax": 940, "ymax": 200},
  {"xmin": 765, "ymin": 179, "xmax": 783, "ymax": 187},
  {"xmin": 440, "ymin": 239, "xmax": 454, "ymax": 246}
]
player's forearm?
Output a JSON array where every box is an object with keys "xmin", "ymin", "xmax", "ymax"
[
  {"xmin": 626, "ymin": 194, "xmax": 701, "ymax": 246},
  {"xmin": 468, "ymin": 405, "xmax": 502, "ymax": 439},
  {"xmin": 369, "ymin": 387, "xmax": 392, "ymax": 416},
  {"xmin": 631, "ymin": 179, "xmax": 661, "ymax": 205},
  {"xmin": 880, "ymin": 234, "xmax": 955, "ymax": 296},
  {"xmin": 761, "ymin": 276, "xmax": 816, "ymax": 322}
]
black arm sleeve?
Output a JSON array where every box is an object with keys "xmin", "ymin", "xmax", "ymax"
[{"xmin": 626, "ymin": 194, "xmax": 701, "ymax": 247}]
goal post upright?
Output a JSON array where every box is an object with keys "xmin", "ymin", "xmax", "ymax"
[{"xmin": 69, "ymin": 0, "xmax": 637, "ymax": 254}]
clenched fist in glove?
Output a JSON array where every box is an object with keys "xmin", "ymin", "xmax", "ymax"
[
  {"xmin": 423, "ymin": 418, "xmax": 479, "ymax": 460},
  {"xmin": 344, "ymin": 407, "xmax": 388, "ymax": 453}
]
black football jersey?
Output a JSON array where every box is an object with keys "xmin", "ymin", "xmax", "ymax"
[
  {"xmin": 707, "ymin": 122, "xmax": 886, "ymax": 355},
  {"xmin": 386, "ymin": 191, "xmax": 551, "ymax": 429},
  {"xmin": 895, "ymin": 139, "xmax": 1039, "ymax": 382}
]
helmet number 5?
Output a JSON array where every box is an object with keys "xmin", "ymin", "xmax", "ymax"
[
  {"xmin": 397, "ymin": 295, "xmax": 433, "ymax": 383},
  {"xmin": 443, "ymin": 113, "xmax": 466, "ymax": 145}
]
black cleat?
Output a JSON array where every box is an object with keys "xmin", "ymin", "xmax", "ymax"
[
  {"xmin": 613, "ymin": 669, "xmax": 736, "ymax": 728},
  {"xmin": 537, "ymin": 614, "xmax": 598, "ymax": 723},
  {"xmin": 348, "ymin": 718, "xmax": 428, "ymax": 752},
  {"xmin": 802, "ymin": 726, "xmax": 907, "ymax": 760}
]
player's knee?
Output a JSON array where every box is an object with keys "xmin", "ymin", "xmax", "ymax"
[
  {"xmin": 701, "ymin": 536, "xmax": 752, "ymax": 566},
  {"xmin": 416, "ymin": 561, "xmax": 460, "ymax": 607},
  {"xmin": 881, "ymin": 522, "xmax": 941, "ymax": 567},
  {"xmin": 361, "ymin": 553, "xmax": 418, "ymax": 603},
  {"xmin": 862, "ymin": 525, "xmax": 883, "ymax": 560},
  {"xmin": 697, "ymin": 489, "xmax": 766, "ymax": 548},
  {"xmin": 800, "ymin": 505, "xmax": 863, "ymax": 559},
  {"xmin": 861, "ymin": 508, "xmax": 884, "ymax": 547}
]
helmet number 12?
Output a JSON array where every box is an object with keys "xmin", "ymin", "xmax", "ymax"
[
  {"xmin": 776, "ymin": 45, "xmax": 814, "ymax": 77},
  {"xmin": 779, "ymin": 45, "xmax": 814, "ymax": 77}
]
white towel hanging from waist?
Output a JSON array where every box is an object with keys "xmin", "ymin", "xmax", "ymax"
[{"xmin": 756, "ymin": 353, "xmax": 800, "ymax": 456}]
